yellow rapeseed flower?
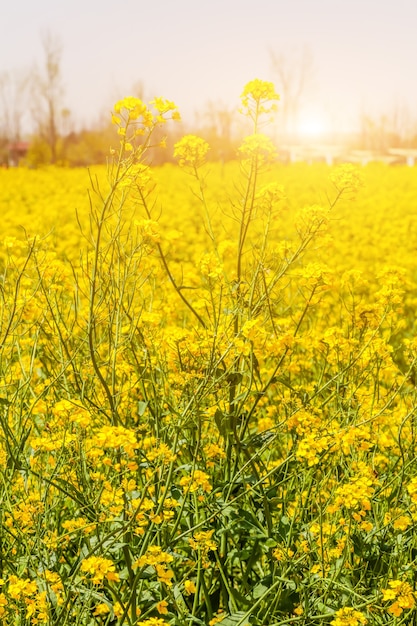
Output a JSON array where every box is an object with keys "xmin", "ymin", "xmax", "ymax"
[
  {"xmin": 382, "ymin": 580, "xmax": 415, "ymax": 616},
  {"xmin": 174, "ymin": 135, "xmax": 210, "ymax": 168},
  {"xmin": 81, "ymin": 556, "xmax": 120, "ymax": 585},
  {"xmin": 330, "ymin": 607, "xmax": 368, "ymax": 626}
]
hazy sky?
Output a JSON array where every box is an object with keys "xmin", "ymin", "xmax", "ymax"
[{"xmin": 2, "ymin": 0, "xmax": 417, "ymax": 133}]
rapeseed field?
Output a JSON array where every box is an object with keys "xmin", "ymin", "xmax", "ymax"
[{"xmin": 1, "ymin": 81, "xmax": 417, "ymax": 625}]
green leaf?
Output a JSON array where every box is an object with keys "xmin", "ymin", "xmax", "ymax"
[
  {"xmin": 215, "ymin": 408, "xmax": 226, "ymax": 436},
  {"xmin": 253, "ymin": 582, "xmax": 269, "ymax": 599},
  {"xmin": 314, "ymin": 601, "xmax": 334, "ymax": 615},
  {"xmin": 118, "ymin": 567, "xmax": 131, "ymax": 580},
  {"xmin": 218, "ymin": 612, "xmax": 250, "ymax": 626},
  {"xmin": 137, "ymin": 400, "xmax": 148, "ymax": 416},
  {"xmin": 227, "ymin": 372, "xmax": 243, "ymax": 386}
]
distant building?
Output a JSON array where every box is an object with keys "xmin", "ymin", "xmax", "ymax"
[
  {"xmin": 387, "ymin": 149, "xmax": 417, "ymax": 166},
  {"xmin": 278, "ymin": 143, "xmax": 417, "ymax": 166},
  {"xmin": 7, "ymin": 141, "xmax": 29, "ymax": 166}
]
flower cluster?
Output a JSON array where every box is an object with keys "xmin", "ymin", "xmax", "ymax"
[
  {"xmin": 240, "ymin": 78, "xmax": 280, "ymax": 120},
  {"xmin": 174, "ymin": 134, "xmax": 210, "ymax": 168},
  {"xmin": 81, "ymin": 556, "xmax": 120, "ymax": 585},
  {"xmin": 381, "ymin": 580, "xmax": 415, "ymax": 617}
]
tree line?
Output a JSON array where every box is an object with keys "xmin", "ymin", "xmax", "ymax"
[{"xmin": 1, "ymin": 35, "xmax": 417, "ymax": 168}]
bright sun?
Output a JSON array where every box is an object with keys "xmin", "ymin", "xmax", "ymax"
[{"xmin": 297, "ymin": 113, "xmax": 328, "ymax": 137}]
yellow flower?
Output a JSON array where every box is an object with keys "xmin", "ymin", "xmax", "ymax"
[
  {"xmin": 156, "ymin": 600, "xmax": 169, "ymax": 614},
  {"xmin": 136, "ymin": 619, "xmax": 167, "ymax": 626},
  {"xmin": 0, "ymin": 593, "xmax": 7, "ymax": 618},
  {"xmin": 209, "ymin": 611, "xmax": 226, "ymax": 626},
  {"xmin": 174, "ymin": 135, "xmax": 210, "ymax": 168},
  {"xmin": 150, "ymin": 97, "xmax": 180, "ymax": 119},
  {"xmin": 114, "ymin": 96, "xmax": 147, "ymax": 119},
  {"xmin": 200, "ymin": 252, "xmax": 223, "ymax": 280},
  {"xmin": 237, "ymin": 133, "xmax": 276, "ymax": 165},
  {"xmin": 134, "ymin": 545, "xmax": 174, "ymax": 569},
  {"xmin": 203, "ymin": 442, "xmax": 226, "ymax": 467},
  {"xmin": 393, "ymin": 515, "xmax": 411, "ymax": 531},
  {"xmin": 8, "ymin": 576, "xmax": 37, "ymax": 600},
  {"xmin": 189, "ymin": 529, "xmax": 217, "ymax": 553},
  {"xmin": 330, "ymin": 163, "xmax": 363, "ymax": 195},
  {"xmin": 155, "ymin": 565, "xmax": 174, "ymax": 587},
  {"xmin": 179, "ymin": 469, "xmax": 212, "ymax": 494},
  {"xmin": 272, "ymin": 546, "xmax": 294, "ymax": 562},
  {"xmin": 133, "ymin": 546, "xmax": 174, "ymax": 586},
  {"xmin": 81, "ymin": 556, "xmax": 120, "ymax": 585},
  {"xmin": 240, "ymin": 78, "xmax": 279, "ymax": 118},
  {"xmin": 113, "ymin": 602, "xmax": 125, "ymax": 618},
  {"xmin": 93, "ymin": 603, "xmax": 110, "ymax": 616},
  {"xmin": 255, "ymin": 182, "xmax": 285, "ymax": 213},
  {"xmin": 184, "ymin": 580, "xmax": 197, "ymax": 595},
  {"xmin": 382, "ymin": 580, "xmax": 415, "ymax": 616},
  {"xmin": 330, "ymin": 607, "xmax": 368, "ymax": 626},
  {"xmin": 87, "ymin": 425, "xmax": 138, "ymax": 457},
  {"xmin": 135, "ymin": 218, "xmax": 161, "ymax": 245}
]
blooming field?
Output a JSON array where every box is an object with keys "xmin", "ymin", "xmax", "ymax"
[{"xmin": 1, "ymin": 82, "xmax": 417, "ymax": 625}]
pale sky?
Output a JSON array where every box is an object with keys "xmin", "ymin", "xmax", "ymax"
[{"xmin": 2, "ymin": 0, "xmax": 417, "ymax": 134}]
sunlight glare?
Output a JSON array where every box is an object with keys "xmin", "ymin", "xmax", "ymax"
[{"xmin": 297, "ymin": 112, "xmax": 328, "ymax": 138}]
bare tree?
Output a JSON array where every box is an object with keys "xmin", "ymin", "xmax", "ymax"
[
  {"xmin": 31, "ymin": 32, "xmax": 65, "ymax": 163},
  {"xmin": 386, "ymin": 103, "xmax": 413, "ymax": 147},
  {"xmin": 0, "ymin": 70, "xmax": 29, "ymax": 142},
  {"xmin": 269, "ymin": 46, "xmax": 314, "ymax": 137},
  {"xmin": 190, "ymin": 101, "xmax": 238, "ymax": 161},
  {"xmin": 357, "ymin": 99, "xmax": 417, "ymax": 152},
  {"xmin": 132, "ymin": 80, "xmax": 146, "ymax": 101},
  {"xmin": 203, "ymin": 101, "xmax": 235, "ymax": 142}
]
